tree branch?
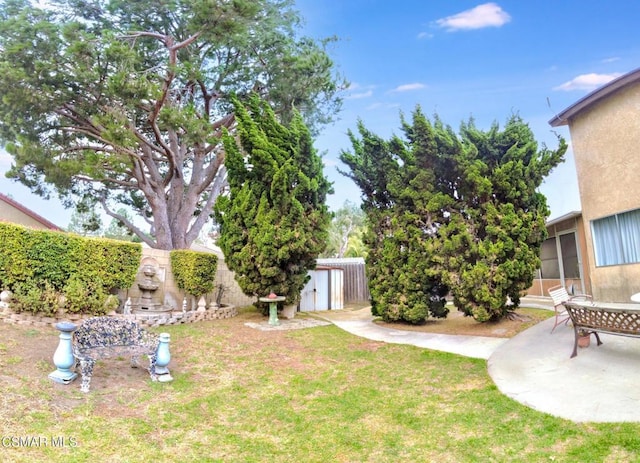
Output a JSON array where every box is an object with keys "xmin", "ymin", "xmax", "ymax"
[
  {"xmin": 99, "ymin": 197, "xmax": 156, "ymax": 247},
  {"xmin": 75, "ymin": 174, "xmax": 138, "ymax": 189},
  {"xmin": 185, "ymin": 162, "xmax": 227, "ymax": 245}
]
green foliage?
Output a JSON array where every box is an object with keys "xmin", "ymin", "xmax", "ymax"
[
  {"xmin": 62, "ymin": 277, "xmax": 109, "ymax": 315},
  {"xmin": 322, "ymin": 200, "xmax": 367, "ymax": 258},
  {"xmin": 0, "ymin": 222, "xmax": 141, "ymax": 315},
  {"xmin": 11, "ymin": 280, "xmax": 60, "ymax": 316},
  {"xmin": 102, "ymin": 209, "xmax": 139, "ymax": 242},
  {"xmin": 0, "ymin": 0, "xmax": 345, "ymax": 249},
  {"xmin": 170, "ymin": 250, "xmax": 218, "ymax": 298},
  {"xmin": 66, "ymin": 199, "xmax": 103, "ymax": 236},
  {"xmin": 340, "ymin": 109, "xmax": 566, "ymax": 322},
  {"xmin": 215, "ymin": 94, "xmax": 332, "ymax": 308}
]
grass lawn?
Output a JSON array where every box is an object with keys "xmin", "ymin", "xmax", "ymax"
[{"xmin": 1, "ymin": 308, "xmax": 639, "ymax": 462}]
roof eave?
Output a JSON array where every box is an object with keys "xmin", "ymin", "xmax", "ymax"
[
  {"xmin": 549, "ymin": 67, "xmax": 640, "ymax": 127},
  {"xmin": 546, "ymin": 210, "xmax": 582, "ymax": 227},
  {"xmin": 0, "ymin": 192, "xmax": 62, "ymax": 231}
]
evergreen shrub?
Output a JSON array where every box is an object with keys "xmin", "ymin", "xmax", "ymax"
[
  {"xmin": 0, "ymin": 222, "xmax": 141, "ymax": 315},
  {"xmin": 170, "ymin": 250, "xmax": 218, "ymax": 298}
]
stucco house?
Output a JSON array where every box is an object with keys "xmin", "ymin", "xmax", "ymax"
[
  {"xmin": 528, "ymin": 211, "xmax": 592, "ymax": 298},
  {"xmin": 548, "ymin": 67, "xmax": 640, "ymax": 302},
  {"xmin": 0, "ymin": 192, "xmax": 61, "ymax": 230}
]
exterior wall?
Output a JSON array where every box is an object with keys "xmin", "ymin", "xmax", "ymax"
[
  {"xmin": 0, "ymin": 199, "xmax": 57, "ymax": 230},
  {"xmin": 527, "ymin": 215, "xmax": 591, "ymax": 297},
  {"xmin": 569, "ymin": 83, "xmax": 640, "ymax": 301},
  {"xmin": 126, "ymin": 246, "xmax": 255, "ymax": 311},
  {"xmin": 0, "ymin": 244, "xmax": 250, "ymax": 328},
  {"xmin": 212, "ymin": 258, "xmax": 256, "ymax": 308}
]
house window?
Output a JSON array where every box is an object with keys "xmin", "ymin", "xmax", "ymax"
[
  {"xmin": 539, "ymin": 232, "xmax": 580, "ymax": 279},
  {"xmin": 560, "ymin": 233, "xmax": 580, "ymax": 278},
  {"xmin": 591, "ymin": 209, "xmax": 640, "ymax": 266},
  {"xmin": 540, "ymin": 238, "xmax": 560, "ymax": 279}
]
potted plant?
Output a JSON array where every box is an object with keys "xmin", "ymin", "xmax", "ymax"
[{"xmin": 577, "ymin": 329, "xmax": 591, "ymax": 348}]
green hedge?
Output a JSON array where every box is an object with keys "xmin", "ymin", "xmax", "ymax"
[
  {"xmin": 0, "ymin": 222, "xmax": 141, "ymax": 315},
  {"xmin": 170, "ymin": 250, "xmax": 218, "ymax": 298}
]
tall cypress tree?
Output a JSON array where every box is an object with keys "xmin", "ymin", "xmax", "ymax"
[
  {"xmin": 436, "ymin": 116, "xmax": 566, "ymax": 321},
  {"xmin": 215, "ymin": 95, "xmax": 332, "ymax": 309},
  {"xmin": 341, "ymin": 109, "xmax": 566, "ymax": 323},
  {"xmin": 340, "ymin": 113, "xmax": 450, "ymax": 323}
]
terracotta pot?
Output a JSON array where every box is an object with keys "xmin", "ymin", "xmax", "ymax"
[{"xmin": 578, "ymin": 333, "xmax": 591, "ymax": 348}]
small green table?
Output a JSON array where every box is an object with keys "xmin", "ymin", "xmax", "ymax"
[{"xmin": 259, "ymin": 293, "xmax": 286, "ymax": 326}]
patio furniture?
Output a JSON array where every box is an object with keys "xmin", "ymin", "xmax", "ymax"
[
  {"xmin": 72, "ymin": 317, "xmax": 166, "ymax": 392},
  {"xmin": 547, "ymin": 285, "xmax": 592, "ymax": 333},
  {"xmin": 562, "ymin": 301, "xmax": 640, "ymax": 358}
]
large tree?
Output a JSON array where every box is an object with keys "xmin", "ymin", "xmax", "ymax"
[
  {"xmin": 0, "ymin": 0, "xmax": 344, "ymax": 249},
  {"xmin": 215, "ymin": 94, "xmax": 331, "ymax": 308},
  {"xmin": 436, "ymin": 116, "xmax": 566, "ymax": 321},
  {"xmin": 340, "ymin": 109, "xmax": 566, "ymax": 323},
  {"xmin": 322, "ymin": 200, "xmax": 366, "ymax": 258},
  {"xmin": 339, "ymin": 116, "xmax": 451, "ymax": 323}
]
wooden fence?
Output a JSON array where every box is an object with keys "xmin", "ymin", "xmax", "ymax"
[{"xmin": 316, "ymin": 258, "xmax": 370, "ymax": 303}]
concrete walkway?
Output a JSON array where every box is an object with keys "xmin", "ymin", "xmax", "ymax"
[
  {"xmin": 312, "ymin": 299, "xmax": 640, "ymax": 423},
  {"xmin": 311, "ymin": 308, "xmax": 506, "ymax": 360}
]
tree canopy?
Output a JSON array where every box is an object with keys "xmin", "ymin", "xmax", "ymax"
[
  {"xmin": 215, "ymin": 94, "xmax": 331, "ymax": 307},
  {"xmin": 322, "ymin": 200, "xmax": 367, "ymax": 258},
  {"xmin": 340, "ymin": 109, "xmax": 566, "ymax": 322},
  {"xmin": 0, "ymin": 0, "xmax": 344, "ymax": 249}
]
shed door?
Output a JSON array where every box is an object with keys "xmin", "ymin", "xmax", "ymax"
[
  {"xmin": 329, "ymin": 269, "xmax": 344, "ymax": 310},
  {"xmin": 300, "ymin": 269, "xmax": 330, "ymax": 311}
]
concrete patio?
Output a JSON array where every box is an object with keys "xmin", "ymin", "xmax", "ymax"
[{"xmin": 313, "ymin": 299, "xmax": 640, "ymax": 423}]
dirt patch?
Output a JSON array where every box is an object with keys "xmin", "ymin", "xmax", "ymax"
[
  {"xmin": 0, "ymin": 310, "xmax": 332, "ymax": 420},
  {"xmin": 0, "ymin": 305, "xmax": 550, "ymax": 422},
  {"xmin": 376, "ymin": 307, "xmax": 553, "ymax": 338}
]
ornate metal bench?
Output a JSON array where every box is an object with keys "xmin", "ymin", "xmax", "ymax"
[
  {"xmin": 72, "ymin": 317, "xmax": 166, "ymax": 392},
  {"xmin": 562, "ymin": 301, "xmax": 640, "ymax": 358}
]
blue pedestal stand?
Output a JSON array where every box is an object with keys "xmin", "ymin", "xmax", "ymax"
[
  {"xmin": 154, "ymin": 332, "xmax": 173, "ymax": 382},
  {"xmin": 49, "ymin": 322, "xmax": 78, "ymax": 384}
]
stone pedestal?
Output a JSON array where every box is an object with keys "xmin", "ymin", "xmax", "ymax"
[
  {"xmin": 197, "ymin": 296, "xmax": 207, "ymax": 312},
  {"xmin": 49, "ymin": 322, "xmax": 78, "ymax": 384},
  {"xmin": 154, "ymin": 333, "xmax": 173, "ymax": 382},
  {"xmin": 259, "ymin": 293, "xmax": 286, "ymax": 326}
]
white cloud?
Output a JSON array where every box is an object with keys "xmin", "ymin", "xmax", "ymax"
[
  {"xmin": 417, "ymin": 31, "xmax": 433, "ymax": 39},
  {"xmin": 345, "ymin": 90, "xmax": 373, "ymax": 100},
  {"xmin": 553, "ymin": 72, "xmax": 622, "ymax": 91},
  {"xmin": 391, "ymin": 83, "xmax": 426, "ymax": 92},
  {"xmin": 345, "ymin": 83, "xmax": 375, "ymax": 99},
  {"xmin": 601, "ymin": 57, "xmax": 620, "ymax": 64},
  {"xmin": 365, "ymin": 102, "xmax": 400, "ymax": 111},
  {"xmin": 435, "ymin": 3, "xmax": 511, "ymax": 31}
]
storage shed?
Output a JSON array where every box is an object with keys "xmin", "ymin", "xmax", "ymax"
[{"xmin": 299, "ymin": 266, "xmax": 344, "ymax": 311}]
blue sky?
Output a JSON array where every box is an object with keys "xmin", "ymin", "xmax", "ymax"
[
  {"xmin": 2, "ymin": 1, "xmax": 640, "ymax": 228},
  {"xmin": 295, "ymin": 0, "xmax": 640, "ymax": 217}
]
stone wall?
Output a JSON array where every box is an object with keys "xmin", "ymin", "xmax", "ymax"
[
  {"xmin": 213, "ymin": 258, "xmax": 256, "ymax": 308},
  {"xmin": 126, "ymin": 245, "xmax": 255, "ymax": 311},
  {"xmin": 0, "ymin": 243, "xmax": 251, "ymax": 329},
  {"xmin": 0, "ymin": 303, "xmax": 238, "ymax": 329},
  {"xmin": 0, "ymin": 244, "xmax": 259, "ymax": 328}
]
